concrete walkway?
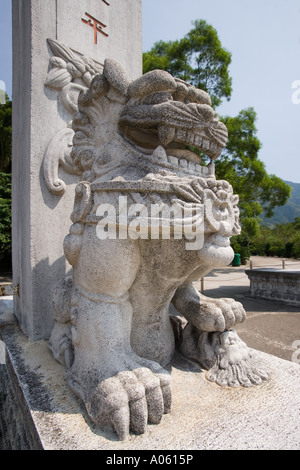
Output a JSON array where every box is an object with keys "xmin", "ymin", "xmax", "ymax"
[{"xmin": 197, "ymin": 256, "xmax": 300, "ymax": 363}]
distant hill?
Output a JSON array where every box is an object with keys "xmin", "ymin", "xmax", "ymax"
[{"xmin": 262, "ymin": 181, "xmax": 300, "ymax": 227}]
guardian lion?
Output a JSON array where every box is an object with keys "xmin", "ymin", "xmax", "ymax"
[{"xmin": 48, "ymin": 59, "xmax": 269, "ymax": 440}]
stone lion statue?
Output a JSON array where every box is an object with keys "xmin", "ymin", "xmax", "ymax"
[{"xmin": 48, "ymin": 59, "xmax": 269, "ymax": 440}]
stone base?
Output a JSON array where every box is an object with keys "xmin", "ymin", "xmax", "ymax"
[
  {"xmin": 1, "ymin": 320, "xmax": 300, "ymax": 450},
  {"xmin": 246, "ymin": 269, "xmax": 300, "ymax": 306}
]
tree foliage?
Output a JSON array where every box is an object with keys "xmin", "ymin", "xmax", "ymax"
[
  {"xmin": 251, "ymin": 218, "xmax": 300, "ymax": 259},
  {"xmin": 143, "ymin": 20, "xmax": 292, "ymax": 262},
  {"xmin": 0, "ymin": 96, "xmax": 12, "ymax": 263},
  {"xmin": 143, "ymin": 19, "xmax": 232, "ymax": 107},
  {"xmin": 216, "ymin": 108, "xmax": 291, "ymax": 262},
  {"xmin": 0, "ymin": 172, "xmax": 11, "ymax": 255},
  {"xmin": 0, "ymin": 95, "xmax": 12, "ymax": 172},
  {"xmin": 216, "ymin": 108, "xmax": 291, "ymax": 219}
]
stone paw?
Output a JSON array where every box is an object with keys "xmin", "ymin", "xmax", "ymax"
[
  {"xmin": 198, "ymin": 293, "xmax": 246, "ymax": 331},
  {"xmin": 85, "ymin": 367, "xmax": 171, "ymax": 440},
  {"xmin": 172, "ymin": 283, "xmax": 246, "ymax": 333},
  {"xmin": 48, "ymin": 322, "xmax": 74, "ymax": 368}
]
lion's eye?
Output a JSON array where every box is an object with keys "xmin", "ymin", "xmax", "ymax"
[{"xmin": 141, "ymin": 92, "xmax": 173, "ymax": 105}]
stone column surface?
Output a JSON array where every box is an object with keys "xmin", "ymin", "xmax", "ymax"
[{"xmin": 11, "ymin": 0, "xmax": 142, "ymax": 340}]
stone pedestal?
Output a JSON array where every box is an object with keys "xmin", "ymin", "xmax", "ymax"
[
  {"xmin": 11, "ymin": 0, "xmax": 142, "ymax": 341},
  {"xmin": 1, "ymin": 307, "xmax": 299, "ymax": 450},
  {"xmin": 246, "ymin": 269, "xmax": 300, "ymax": 306}
]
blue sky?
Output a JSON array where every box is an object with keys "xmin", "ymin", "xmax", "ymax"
[
  {"xmin": 142, "ymin": 0, "xmax": 300, "ymax": 184},
  {"xmin": 1, "ymin": 0, "xmax": 300, "ymax": 183}
]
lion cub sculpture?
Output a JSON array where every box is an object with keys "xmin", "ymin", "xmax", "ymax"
[{"xmin": 48, "ymin": 59, "xmax": 269, "ymax": 440}]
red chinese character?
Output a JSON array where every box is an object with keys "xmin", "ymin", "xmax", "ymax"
[{"xmin": 82, "ymin": 12, "xmax": 109, "ymax": 44}]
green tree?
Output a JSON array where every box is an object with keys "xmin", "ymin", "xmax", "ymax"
[
  {"xmin": 143, "ymin": 20, "xmax": 291, "ymax": 262},
  {"xmin": 216, "ymin": 108, "xmax": 291, "ymax": 220},
  {"xmin": 0, "ymin": 95, "xmax": 12, "ymax": 172},
  {"xmin": 216, "ymin": 108, "xmax": 291, "ymax": 262},
  {"xmin": 143, "ymin": 19, "xmax": 232, "ymax": 107},
  {"xmin": 252, "ymin": 218, "xmax": 300, "ymax": 259},
  {"xmin": 0, "ymin": 96, "xmax": 12, "ymax": 266},
  {"xmin": 0, "ymin": 172, "xmax": 11, "ymax": 257}
]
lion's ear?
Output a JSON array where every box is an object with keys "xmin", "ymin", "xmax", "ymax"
[{"xmin": 103, "ymin": 58, "xmax": 131, "ymax": 96}]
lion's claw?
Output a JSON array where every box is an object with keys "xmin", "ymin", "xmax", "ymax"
[
  {"xmin": 86, "ymin": 367, "xmax": 171, "ymax": 440},
  {"xmin": 172, "ymin": 283, "xmax": 246, "ymax": 333},
  {"xmin": 200, "ymin": 295, "xmax": 246, "ymax": 331}
]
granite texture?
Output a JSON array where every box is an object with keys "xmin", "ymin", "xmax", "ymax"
[
  {"xmin": 1, "ymin": 321, "xmax": 299, "ymax": 450},
  {"xmin": 12, "ymin": 0, "xmax": 142, "ymax": 341}
]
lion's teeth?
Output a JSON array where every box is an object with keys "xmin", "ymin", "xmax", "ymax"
[
  {"xmin": 176, "ymin": 129, "xmax": 187, "ymax": 141},
  {"xmin": 179, "ymin": 159, "xmax": 188, "ymax": 169},
  {"xmin": 210, "ymin": 141, "xmax": 217, "ymax": 152},
  {"xmin": 208, "ymin": 160, "xmax": 215, "ymax": 175},
  {"xmin": 202, "ymin": 138, "xmax": 210, "ymax": 151},
  {"xmin": 194, "ymin": 135, "xmax": 203, "ymax": 147},
  {"xmin": 152, "ymin": 145, "xmax": 168, "ymax": 161},
  {"xmin": 158, "ymin": 126, "xmax": 176, "ymax": 146},
  {"xmin": 168, "ymin": 155, "xmax": 179, "ymax": 166},
  {"xmin": 188, "ymin": 161, "xmax": 195, "ymax": 172},
  {"xmin": 166, "ymin": 154, "xmax": 205, "ymax": 174}
]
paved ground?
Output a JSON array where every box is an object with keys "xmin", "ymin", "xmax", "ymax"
[
  {"xmin": 1, "ymin": 256, "xmax": 300, "ymax": 363},
  {"xmin": 197, "ymin": 256, "xmax": 300, "ymax": 363}
]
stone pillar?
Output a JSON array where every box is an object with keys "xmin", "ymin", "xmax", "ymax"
[{"xmin": 11, "ymin": 0, "xmax": 142, "ymax": 340}]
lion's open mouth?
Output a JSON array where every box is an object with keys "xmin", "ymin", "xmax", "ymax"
[
  {"xmin": 118, "ymin": 71, "xmax": 228, "ymax": 174},
  {"xmin": 139, "ymin": 144, "xmax": 212, "ymax": 177}
]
